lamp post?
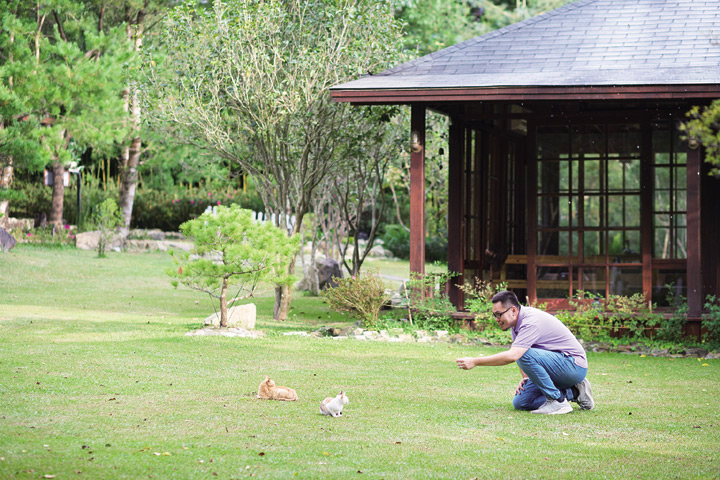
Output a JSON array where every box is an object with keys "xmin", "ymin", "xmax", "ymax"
[{"xmin": 67, "ymin": 165, "xmax": 84, "ymax": 227}]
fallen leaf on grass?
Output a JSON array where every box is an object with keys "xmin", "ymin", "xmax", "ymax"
[{"xmin": 43, "ymin": 475, "xmax": 56, "ymax": 479}]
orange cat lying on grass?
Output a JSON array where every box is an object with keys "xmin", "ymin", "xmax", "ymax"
[{"xmin": 257, "ymin": 375, "xmax": 298, "ymax": 401}]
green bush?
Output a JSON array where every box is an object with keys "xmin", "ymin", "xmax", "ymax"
[
  {"xmin": 4, "ymin": 178, "xmax": 264, "ymax": 232},
  {"xmin": 703, "ymin": 295, "xmax": 720, "ymax": 347},
  {"xmin": 131, "ymin": 187, "xmax": 263, "ymax": 231},
  {"xmin": 381, "ymin": 224, "xmax": 447, "ymax": 262},
  {"xmin": 92, "ymin": 198, "xmax": 122, "ymax": 258},
  {"xmin": 381, "ymin": 224, "xmax": 409, "ymax": 259},
  {"xmin": 405, "ymin": 270, "xmax": 457, "ymax": 332},
  {"xmin": 555, "ymin": 291, "xmax": 662, "ymax": 342},
  {"xmin": 323, "ymin": 270, "xmax": 390, "ymax": 329}
]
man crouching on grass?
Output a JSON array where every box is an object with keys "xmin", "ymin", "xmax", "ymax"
[{"xmin": 456, "ymin": 290, "xmax": 594, "ymax": 414}]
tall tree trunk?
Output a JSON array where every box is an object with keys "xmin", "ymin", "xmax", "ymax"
[
  {"xmin": 49, "ymin": 162, "xmax": 65, "ymax": 228},
  {"xmin": 118, "ymin": 136, "xmax": 141, "ymax": 227},
  {"xmin": 273, "ymin": 251, "xmax": 298, "ymax": 321},
  {"xmin": 220, "ymin": 276, "xmax": 229, "ymax": 327},
  {"xmin": 117, "ymin": 14, "xmax": 144, "ymax": 228}
]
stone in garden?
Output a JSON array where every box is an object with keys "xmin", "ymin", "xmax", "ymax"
[
  {"xmin": 368, "ymin": 244, "xmax": 393, "ymax": 259},
  {"xmin": 204, "ymin": 303, "xmax": 256, "ymax": 329},
  {"xmin": 0, "ymin": 227, "xmax": 16, "ymax": 252},
  {"xmin": 316, "ymin": 258, "xmax": 343, "ymax": 290},
  {"xmin": 75, "ymin": 230, "xmax": 125, "ymax": 251}
]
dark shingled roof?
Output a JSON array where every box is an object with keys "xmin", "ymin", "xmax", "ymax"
[{"xmin": 332, "ymin": 0, "xmax": 720, "ymax": 91}]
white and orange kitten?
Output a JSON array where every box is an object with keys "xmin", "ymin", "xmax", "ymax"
[{"xmin": 320, "ymin": 391, "xmax": 349, "ymax": 417}]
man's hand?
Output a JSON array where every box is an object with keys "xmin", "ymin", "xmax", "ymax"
[
  {"xmin": 456, "ymin": 357, "xmax": 478, "ymax": 370},
  {"xmin": 515, "ymin": 377, "xmax": 528, "ymax": 395}
]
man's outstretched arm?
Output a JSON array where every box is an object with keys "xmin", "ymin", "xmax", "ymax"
[{"xmin": 456, "ymin": 346, "xmax": 528, "ymax": 369}]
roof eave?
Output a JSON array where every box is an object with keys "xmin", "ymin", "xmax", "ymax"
[{"xmin": 330, "ymin": 84, "xmax": 720, "ymax": 105}]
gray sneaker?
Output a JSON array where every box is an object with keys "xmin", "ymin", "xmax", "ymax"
[
  {"xmin": 531, "ymin": 398, "xmax": 573, "ymax": 415},
  {"xmin": 574, "ymin": 378, "xmax": 595, "ymax": 410}
]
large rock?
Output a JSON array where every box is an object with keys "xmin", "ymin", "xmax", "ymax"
[
  {"xmin": 75, "ymin": 230, "xmax": 125, "ymax": 251},
  {"xmin": 203, "ymin": 303, "xmax": 256, "ymax": 329},
  {"xmin": 295, "ymin": 257, "xmax": 343, "ymax": 291},
  {"xmin": 316, "ymin": 258, "xmax": 342, "ymax": 290},
  {"xmin": 0, "ymin": 227, "xmax": 16, "ymax": 252}
]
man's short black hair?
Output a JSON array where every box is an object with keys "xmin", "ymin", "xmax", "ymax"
[{"xmin": 491, "ymin": 290, "xmax": 520, "ymax": 308}]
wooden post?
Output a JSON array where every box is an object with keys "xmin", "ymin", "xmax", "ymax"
[
  {"xmin": 448, "ymin": 119, "xmax": 464, "ymax": 308},
  {"xmin": 526, "ymin": 122, "xmax": 537, "ymax": 304},
  {"xmin": 409, "ymin": 104, "xmax": 426, "ymax": 289},
  {"xmin": 687, "ymin": 146, "xmax": 702, "ymax": 317},
  {"xmin": 641, "ymin": 122, "xmax": 653, "ymax": 304}
]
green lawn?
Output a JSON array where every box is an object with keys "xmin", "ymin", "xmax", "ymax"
[{"xmin": 1, "ymin": 246, "xmax": 719, "ymax": 479}]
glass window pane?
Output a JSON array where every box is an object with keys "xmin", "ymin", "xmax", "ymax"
[
  {"xmin": 608, "ymin": 124, "xmax": 641, "ymax": 158},
  {"xmin": 654, "ymin": 189, "xmax": 670, "ymax": 212},
  {"xmin": 674, "ymin": 227, "xmax": 687, "ymax": 259},
  {"xmin": 610, "ymin": 267, "xmax": 643, "ymax": 296},
  {"xmin": 580, "ymin": 267, "xmax": 606, "ymax": 297},
  {"xmin": 652, "ymin": 123, "xmax": 671, "ymax": 160},
  {"xmin": 559, "ymin": 196, "xmax": 572, "ymax": 227},
  {"xmin": 583, "ymin": 231, "xmax": 603, "ymax": 257},
  {"xmin": 654, "ymin": 222, "xmax": 670, "ymax": 259},
  {"xmin": 538, "ymin": 196, "xmax": 560, "ymax": 228},
  {"xmin": 537, "ymin": 126, "xmax": 569, "ymax": 159},
  {"xmin": 654, "ymin": 166, "xmax": 670, "ymax": 190},
  {"xmin": 608, "ymin": 159, "xmax": 640, "ymax": 191},
  {"xmin": 584, "ymin": 159, "xmax": 603, "ymax": 192},
  {"xmin": 652, "ymin": 270, "xmax": 687, "ymax": 306},
  {"xmin": 608, "ymin": 230, "xmax": 641, "ymax": 260},
  {"xmin": 608, "ymin": 195, "xmax": 640, "ymax": 228},
  {"xmin": 572, "ymin": 125, "xmax": 604, "ymax": 158},
  {"xmin": 674, "ymin": 167, "xmax": 686, "ymax": 190},
  {"xmin": 583, "ymin": 195, "xmax": 604, "ymax": 227},
  {"xmin": 537, "ymin": 267, "xmax": 570, "ymax": 299}
]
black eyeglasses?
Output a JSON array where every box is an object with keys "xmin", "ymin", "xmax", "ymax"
[{"xmin": 492, "ymin": 306, "xmax": 513, "ymax": 319}]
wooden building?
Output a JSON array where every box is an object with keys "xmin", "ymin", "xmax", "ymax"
[{"xmin": 331, "ymin": 0, "xmax": 720, "ymax": 320}]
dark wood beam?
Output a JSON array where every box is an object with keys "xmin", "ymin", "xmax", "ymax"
[
  {"xmin": 686, "ymin": 146, "xmax": 703, "ymax": 317},
  {"xmin": 409, "ymin": 104, "xmax": 426, "ymax": 284},
  {"xmin": 331, "ymin": 85, "xmax": 720, "ymax": 104},
  {"xmin": 447, "ymin": 119, "xmax": 464, "ymax": 308},
  {"xmin": 641, "ymin": 121, "xmax": 653, "ymax": 303}
]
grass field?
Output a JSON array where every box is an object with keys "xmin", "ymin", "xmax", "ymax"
[{"xmin": 1, "ymin": 246, "xmax": 719, "ymax": 479}]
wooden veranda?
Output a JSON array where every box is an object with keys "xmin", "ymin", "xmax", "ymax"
[{"xmin": 331, "ymin": 0, "xmax": 720, "ymax": 323}]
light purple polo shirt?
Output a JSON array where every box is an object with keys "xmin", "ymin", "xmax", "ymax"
[{"xmin": 511, "ymin": 306, "xmax": 588, "ymax": 368}]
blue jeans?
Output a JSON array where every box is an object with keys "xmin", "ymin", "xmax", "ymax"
[{"xmin": 512, "ymin": 348, "xmax": 587, "ymax": 411}]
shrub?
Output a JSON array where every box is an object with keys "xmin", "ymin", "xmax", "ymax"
[
  {"xmin": 381, "ymin": 224, "xmax": 448, "ymax": 262},
  {"xmin": 92, "ymin": 198, "xmax": 122, "ymax": 258},
  {"xmin": 381, "ymin": 224, "xmax": 409, "ymax": 259},
  {"xmin": 323, "ymin": 270, "xmax": 390, "ymax": 329},
  {"xmin": 703, "ymin": 295, "xmax": 720, "ymax": 347},
  {"xmin": 405, "ymin": 270, "xmax": 457, "ymax": 332},
  {"xmin": 460, "ymin": 279, "xmax": 508, "ymax": 329},
  {"xmin": 556, "ymin": 291, "xmax": 662, "ymax": 342},
  {"xmin": 655, "ymin": 283, "xmax": 687, "ymax": 343}
]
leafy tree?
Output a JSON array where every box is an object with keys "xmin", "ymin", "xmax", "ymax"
[
  {"xmin": 144, "ymin": 0, "xmax": 404, "ymax": 320},
  {"xmin": 682, "ymin": 99, "xmax": 720, "ymax": 176},
  {"xmin": 169, "ymin": 205, "xmax": 299, "ymax": 327},
  {"xmin": 80, "ymin": 0, "xmax": 176, "ymax": 229},
  {"xmin": 0, "ymin": 1, "xmax": 132, "ymax": 228}
]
